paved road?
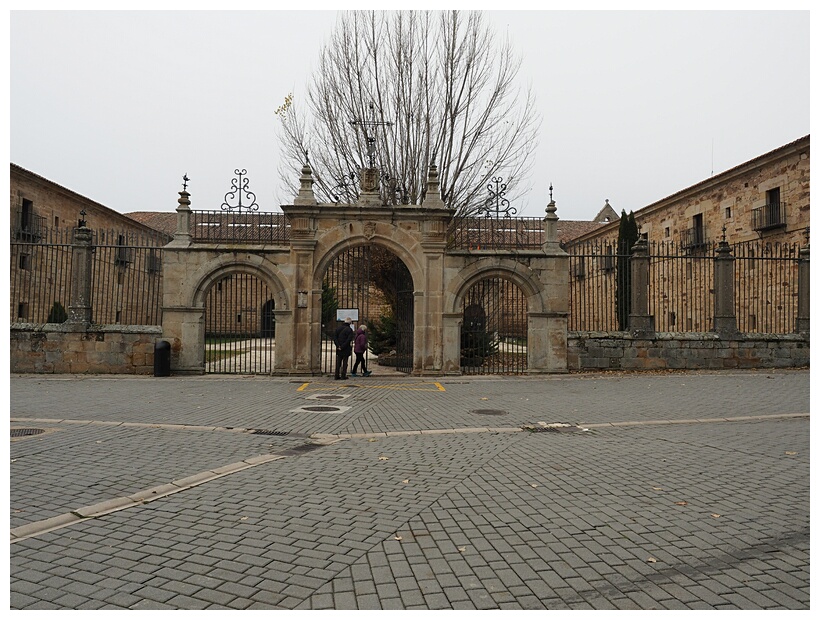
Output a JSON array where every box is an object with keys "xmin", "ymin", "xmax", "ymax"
[{"xmin": 9, "ymin": 369, "xmax": 810, "ymax": 610}]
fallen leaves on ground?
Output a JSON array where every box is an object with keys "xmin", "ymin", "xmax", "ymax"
[
  {"xmin": 458, "ymin": 546, "xmax": 467, "ymax": 553},
  {"xmin": 378, "ymin": 456, "xmax": 389, "ymax": 461},
  {"xmin": 711, "ymin": 513, "xmax": 721, "ymax": 518},
  {"xmin": 652, "ymin": 487, "xmax": 664, "ymax": 491},
  {"xmin": 401, "ymin": 479, "xmax": 409, "ymax": 484},
  {"xmin": 647, "ymin": 557, "xmax": 658, "ymax": 563},
  {"xmin": 674, "ymin": 501, "xmax": 688, "ymax": 506},
  {"xmin": 394, "ymin": 535, "xmax": 402, "ymax": 541},
  {"xmin": 785, "ymin": 451, "xmax": 798, "ymax": 456}
]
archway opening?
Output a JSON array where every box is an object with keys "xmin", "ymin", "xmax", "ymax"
[
  {"xmin": 320, "ymin": 245, "xmax": 414, "ymax": 375},
  {"xmin": 203, "ymin": 272, "xmax": 275, "ymax": 374},
  {"xmin": 461, "ymin": 276, "xmax": 528, "ymax": 374}
]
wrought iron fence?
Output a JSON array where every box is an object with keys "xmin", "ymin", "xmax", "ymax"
[
  {"xmin": 733, "ymin": 240, "xmax": 800, "ymax": 334},
  {"xmin": 447, "ymin": 216, "xmax": 544, "ymax": 250},
  {"xmin": 11, "ymin": 232, "xmax": 73, "ymax": 324},
  {"xmin": 565, "ymin": 240, "xmax": 623, "ymax": 332},
  {"xmin": 191, "ymin": 210, "xmax": 291, "ymax": 244},
  {"xmin": 566, "ymin": 239, "xmax": 804, "ymax": 335},
  {"xmin": 10, "ymin": 227, "xmax": 166, "ymax": 325}
]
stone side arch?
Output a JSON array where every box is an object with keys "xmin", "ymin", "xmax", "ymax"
[
  {"xmin": 444, "ymin": 257, "xmax": 547, "ymax": 316},
  {"xmin": 161, "ymin": 251, "xmax": 292, "ymax": 374},
  {"xmin": 185, "ymin": 254, "xmax": 291, "ymax": 310},
  {"xmin": 441, "ymin": 257, "xmax": 564, "ymax": 374}
]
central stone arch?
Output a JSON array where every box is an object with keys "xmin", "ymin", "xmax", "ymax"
[{"xmin": 315, "ymin": 240, "xmax": 416, "ymax": 375}]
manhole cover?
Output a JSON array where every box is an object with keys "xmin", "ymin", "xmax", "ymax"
[
  {"xmin": 470, "ymin": 409, "xmax": 507, "ymax": 416},
  {"xmin": 302, "ymin": 406, "xmax": 344, "ymax": 412},
  {"xmin": 11, "ymin": 428, "xmax": 45, "ymax": 437}
]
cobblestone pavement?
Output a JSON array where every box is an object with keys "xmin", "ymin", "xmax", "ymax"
[{"xmin": 9, "ymin": 369, "xmax": 810, "ymax": 610}]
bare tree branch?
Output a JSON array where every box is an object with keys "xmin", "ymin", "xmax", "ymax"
[{"xmin": 276, "ymin": 10, "xmax": 540, "ymax": 215}]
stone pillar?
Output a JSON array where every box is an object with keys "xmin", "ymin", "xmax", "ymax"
[
  {"xmin": 174, "ymin": 189, "xmax": 192, "ymax": 244},
  {"xmin": 294, "ymin": 160, "xmax": 318, "ymax": 206},
  {"xmin": 628, "ymin": 236, "xmax": 654, "ymax": 335},
  {"xmin": 713, "ymin": 239, "xmax": 738, "ymax": 334},
  {"xmin": 542, "ymin": 197, "xmax": 562, "ymax": 253},
  {"xmin": 796, "ymin": 243, "xmax": 809, "ymax": 333},
  {"xmin": 357, "ymin": 167, "xmax": 382, "ymax": 207},
  {"xmin": 67, "ymin": 225, "xmax": 93, "ymax": 325}
]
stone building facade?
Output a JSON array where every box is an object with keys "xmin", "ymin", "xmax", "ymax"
[
  {"xmin": 570, "ymin": 135, "xmax": 810, "ymax": 248},
  {"xmin": 10, "ymin": 163, "xmax": 170, "ymax": 325}
]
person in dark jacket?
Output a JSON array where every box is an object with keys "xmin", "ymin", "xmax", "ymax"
[
  {"xmin": 333, "ymin": 317, "xmax": 355, "ymax": 380},
  {"xmin": 350, "ymin": 324, "xmax": 371, "ymax": 377}
]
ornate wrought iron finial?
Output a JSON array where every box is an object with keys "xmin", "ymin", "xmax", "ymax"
[
  {"xmin": 221, "ymin": 169, "xmax": 259, "ymax": 212},
  {"xmin": 481, "ymin": 176, "xmax": 517, "ymax": 219},
  {"xmin": 804, "ymin": 225, "xmax": 810, "ymax": 244},
  {"xmin": 182, "ymin": 174, "xmax": 189, "ymax": 192},
  {"xmin": 550, "ymin": 184, "xmax": 554, "ymax": 202},
  {"xmin": 721, "ymin": 225, "xmax": 727, "ymax": 243},
  {"xmin": 78, "ymin": 209, "xmax": 87, "ymax": 228},
  {"xmin": 349, "ymin": 102, "xmax": 393, "ymax": 169}
]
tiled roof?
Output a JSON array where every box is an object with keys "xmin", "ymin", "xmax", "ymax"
[{"xmin": 125, "ymin": 212, "xmax": 178, "ymax": 236}]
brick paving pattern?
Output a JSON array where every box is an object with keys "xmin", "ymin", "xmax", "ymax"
[{"xmin": 10, "ymin": 369, "xmax": 809, "ymax": 609}]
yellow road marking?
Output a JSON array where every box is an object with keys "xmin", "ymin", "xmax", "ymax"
[{"xmin": 297, "ymin": 382, "xmax": 446, "ymax": 392}]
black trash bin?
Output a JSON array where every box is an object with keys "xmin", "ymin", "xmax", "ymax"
[{"xmin": 154, "ymin": 340, "xmax": 171, "ymax": 377}]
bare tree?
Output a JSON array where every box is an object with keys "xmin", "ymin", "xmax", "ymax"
[{"xmin": 276, "ymin": 10, "xmax": 540, "ymax": 215}]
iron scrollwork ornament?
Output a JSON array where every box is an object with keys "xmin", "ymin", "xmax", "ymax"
[
  {"xmin": 482, "ymin": 177, "xmax": 517, "ymax": 218},
  {"xmin": 221, "ymin": 169, "xmax": 259, "ymax": 212}
]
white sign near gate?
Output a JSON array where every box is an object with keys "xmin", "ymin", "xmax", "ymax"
[{"xmin": 336, "ymin": 308, "xmax": 359, "ymax": 322}]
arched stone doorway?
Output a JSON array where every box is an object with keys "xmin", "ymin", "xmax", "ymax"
[
  {"xmin": 461, "ymin": 276, "xmax": 528, "ymax": 374},
  {"xmin": 203, "ymin": 271, "xmax": 276, "ymax": 374},
  {"xmin": 319, "ymin": 244, "xmax": 414, "ymax": 375}
]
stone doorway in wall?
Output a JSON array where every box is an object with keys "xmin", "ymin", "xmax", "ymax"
[
  {"xmin": 461, "ymin": 276, "xmax": 528, "ymax": 374},
  {"xmin": 320, "ymin": 245, "xmax": 414, "ymax": 376},
  {"xmin": 203, "ymin": 272, "xmax": 275, "ymax": 374}
]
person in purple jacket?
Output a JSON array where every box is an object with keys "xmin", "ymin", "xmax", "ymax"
[{"xmin": 350, "ymin": 324, "xmax": 371, "ymax": 377}]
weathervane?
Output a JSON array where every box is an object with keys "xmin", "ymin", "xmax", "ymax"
[
  {"xmin": 349, "ymin": 102, "xmax": 393, "ymax": 169},
  {"xmin": 221, "ymin": 169, "xmax": 259, "ymax": 212},
  {"xmin": 182, "ymin": 174, "xmax": 189, "ymax": 191}
]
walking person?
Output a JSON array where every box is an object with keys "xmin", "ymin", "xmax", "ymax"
[
  {"xmin": 333, "ymin": 317, "xmax": 355, "ymax": 380},
  {"xmin": 350, "ymin": 324, "xmax": 371, "ymax": 377}
]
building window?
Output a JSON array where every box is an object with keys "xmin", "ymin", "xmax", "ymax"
[
  {"xmin": 724, "ymin": 207, "xmax": 731, "ymax": 219},
  {"xmin": 17, "ymin": 302, "xmax": 28, "ymax": 320},
  {"xmin": 116, "ymin": 311, "xmax": 122, "ymax": 323},
  {"xmin": 54, "ymin": 215, "xmax": 60, "ymax": 229},
  {"xmin": 752, "ymin": 187, "xmax": 785, "ymax": 231},
  {"xmin": 19, "ymin": 253, "xmax": 30, "ymax": 270},
  {"xmin": 664, "ymin": 227, "xmax": 670, "ymax": 238},
  {"xmin": 669, "ymin": 312, "xmax": 676, "ymax": 326},
  {"xmin": 682, "ymin": 214, "xmax": 707, "ymax": 250}
]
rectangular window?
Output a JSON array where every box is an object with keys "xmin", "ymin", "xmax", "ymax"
[
  {"xmin": 664, "ymin": 227, "xmax": 670, "ymax": 238},
  {"xmin": 724, "ymin": 207, "xmax": 731, "ymax": 219},
  {"xmin": 115, "ymin": 310, "xmax": 122, "ymax": 323},
  {"xmin": 19, "ymin": 253, "xmax": 30, "ymax": 270},
  {"xmin": 17, "ymin": 302, "xmax": 28, "ymax": 320},
  {"xmin": 692, "ymin": 214, "xmax": 704, "ymax": 245}
]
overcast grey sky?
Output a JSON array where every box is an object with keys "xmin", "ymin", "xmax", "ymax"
[{"xmin": 9, "ymin": 9, "xmax": 810, "ymax": 222}]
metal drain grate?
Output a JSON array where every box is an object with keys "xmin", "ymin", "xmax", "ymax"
[
  {"xmin": 251, "ymin": 429, "xmax": 290, "ymax": 436},
  {"xmin": 11, "ymin": 428, "xmax": 45, "ymax": 438},
  {"xmin": 470, "ymin": 409, "xmax": 508, "ymax": 416},
  {"xmin": 314, "ymin": 395, "xmax": 345, "ymax": 400},
  {"xmin": 301, "ymin": 406, "xmax": 344, "ymax": 412},
  {"xmin": 525, "ymin": 424, "xmax": 589, "ymax": 434}
]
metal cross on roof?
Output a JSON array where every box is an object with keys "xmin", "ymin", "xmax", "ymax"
[
  {"xmin": 182, "ymin": 174, "xmax": 189, "ymax": 191},
  {"xmin": 349, "ymin": 102, "xmax": 393, "ymax": 169}
]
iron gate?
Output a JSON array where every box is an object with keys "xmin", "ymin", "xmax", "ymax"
[
  {"xmin": 321, "ymin": 245, "xmax": 414, "ymax": 375},
  {"xmin": 204, "ymin": 272, "xmax": 275, "ymax": 374},
  {"xmin": 461, "ymin": 276, "xmax": 528, "ymax": 374}
]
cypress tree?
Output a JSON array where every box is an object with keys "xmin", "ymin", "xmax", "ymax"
[{"xmin": 615, "ymin": 211, "xmax": 640, "ymax": 330}]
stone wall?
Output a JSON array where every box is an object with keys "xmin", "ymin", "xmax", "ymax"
[
  {"xmin": 568, "ymin": 331, "xmax": 810, "ymax": 371},
  {"xmin": 11, "ymin": 323, "xmax": 162, "ymax": 374}
]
